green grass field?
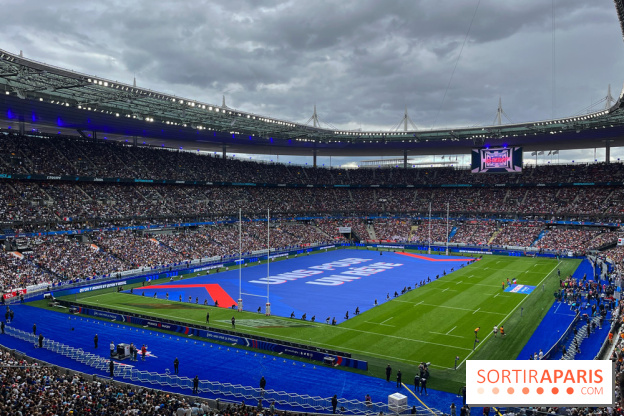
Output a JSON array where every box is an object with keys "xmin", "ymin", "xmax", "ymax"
[{"xmin": 45, "ymin": 251, "xmax": 580, "ymax": 393}]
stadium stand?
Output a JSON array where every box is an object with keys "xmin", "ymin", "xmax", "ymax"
[
  {"xmin": 372, "ymin": 219, "xmax": 412, "ymax": 242},
  {"xmin": 1, "ymin": 130, "xmax": 624, "ymax": 416},
  {"xmin": 0, "ymin": 347, "xmax": 218, "ymax": 415},
  {"xmin": 2, "ymin": 131, "xmax": 624, "ymax": 185},
  {"xmin": 410, "ymin": 220, "xmax": 453, "ymax": 244},
  {"xmin": 489, "ymin": 222, "xmax": 544, "ymax": 248},
  {"xmin": 535, "ymin": 229, "xmax": 605, "ymax": 253},
  {"xmin": 0, "ymin": 129, "xmax": 623, "ymax": 290},
  {"xmin": 450, "ymin": 221, "xmax": 498, "ymax": 246}
]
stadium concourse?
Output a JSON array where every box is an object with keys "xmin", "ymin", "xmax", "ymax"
[{"xmin": 0, "ymin": 129, "xmax": 623, "ymax": 414}]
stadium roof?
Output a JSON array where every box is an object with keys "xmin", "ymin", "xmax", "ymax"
[{"xmin": 2, "ymin": 2, "xmax": 624, "ymax": 157}]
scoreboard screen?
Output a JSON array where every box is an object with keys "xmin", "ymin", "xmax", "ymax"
[{"xmin": 471, "ymin": 147, "xmax": 522, "ymax": 173}]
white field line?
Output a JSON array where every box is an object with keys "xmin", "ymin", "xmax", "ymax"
[
  {"xmin": 430, "ymin": 331, "xmax": 465, "ymax": 339},
  {"xmin": 457, "ymin": 260, "xmax": 562, "ymax": 369},
  {"xmin": 79, "ymin": 298, "xmax": 474, "ymax": 354}
]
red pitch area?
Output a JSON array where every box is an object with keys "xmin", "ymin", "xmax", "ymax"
[
  {"xmin": 396, "ymin": 252, "xmax": 471, "ymax": 262},
  {"xmin": 140, "ymin": 284, "xmax": 237, "ymax": 308}
]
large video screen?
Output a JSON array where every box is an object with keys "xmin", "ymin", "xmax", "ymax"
[{"xmin": 471, "ymin": 147, "xmax": 522, "ymax": 173}]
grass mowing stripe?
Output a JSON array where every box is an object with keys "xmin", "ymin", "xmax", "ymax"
[
  {"xmin": 457, "ymin": 260, "xmax": 562, "ymax": 369},
  {"xmin": 393, "ymin": 300, "xmax": 506, "ymax": 316},
  {"xmin": 78, "ymin": 296, "xmax": 474, "ymax": 352},
  {"xmin": 42, "ymin": 253, "xmax": 581, "ymax": 393},
  {"xmin": 87, "ymin": 300, "xmax": 462, "ymax": 369},
  {"xmin": 429, "ymin": 332, "xmax": 465, "ymax": 339}
]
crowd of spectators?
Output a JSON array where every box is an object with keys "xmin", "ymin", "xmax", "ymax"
[
  {"xmin": 7, "ymin": 132, "xmax": 624, "ymax": 413},
  {"xmin": 565, "ymin": 187, "xmax": 613, "ymax": 215},
  {"xmin": 0, "ymin": 182, "xmax": 57, "ymax": 223},
  {"xmin": 587, "ymin": 232, "xmax": 619, "ymax": 250},
  {"xmin": 3, "ymin": 131, "xmax": 624, "ymax": 187},
  {"xmin": 376, "ymin": 188, "xmax": 417, "ymax": 213},
  {"xmin": 0, "ymin": 250, "xmax": 52, "ymax": 292},
  {"xmin": 0, "ymin": 180, "xmax": 623, "ymax": 228},
  {"xmin": 93, "ymin": 230, "xmax": 187, "ymax": 270},
  {"xmin": 409, "ymin": 220, "xmax": 451, "ymax": 243},
  {"xmin": 314, "ymin": 219, "xmax": 369, "ymax": 241},
  {"xmin": 264, "ymin": 222, "xmax": 330, "ymax": 249},
  {"xmin": 450, "ymin": 221, "xmax": 498, "ymax": 246},
  {"xmin": 372, "ymin": 219, "xmax": 411, "ymax": 241},
  {"xmin": 0, "ymin": 349, "xmax": 217, "ymax": 415},
  {"xmin": 0, "ymin": 222, "xmax": 339, "ymax": 285},
  {"xmin": 605, "ymin": 246, "xmax": 624, "ymax": 276},
  {"xmin": 606, "ymin": 188, "xmax": 624, "ymax": 215},
  {"xmin": 155, "ymin": 230, "xmax": 214, "ymax": 260},
  {"xmin": 31, "ymin": 236, "xmax": 127, "ymax": 281},
  {"xmin": 518, "ymin": 188, "xmax": 560, "ymax": 214},
  {"xmin": 1, "ymin": 130, "xmax": 624, "ymax": 291},
  {"xmin": 1, "ymin": 218, "xmax": 620, "ymax": 290},
  {"xmin": 535, "ymin": 228, "xmax": 604, "ymax": 254},
  {"xmin": 490, "ymin": 222, "xmax": 544, "ymax": 247}
]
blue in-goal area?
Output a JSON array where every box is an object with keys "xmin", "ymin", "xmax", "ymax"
[{"xmin": 125, "ymin": 249, "xmax": 473, "ymax": 322}]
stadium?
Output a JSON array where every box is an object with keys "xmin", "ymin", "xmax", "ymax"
[{"xmin": 0, "ymin": 1, "xmax": 624, "ymax": 415}]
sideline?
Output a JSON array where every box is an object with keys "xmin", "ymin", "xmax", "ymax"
[{"xmin": 456, "ymin": 261, "xmax": 562, "ymax": 369}]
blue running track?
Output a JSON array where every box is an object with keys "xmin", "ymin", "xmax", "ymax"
[{"xmin": 0, "ymin": 303, "xmax": 465, "ymax": 413}]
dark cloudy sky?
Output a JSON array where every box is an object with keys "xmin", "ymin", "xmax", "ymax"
[{"xmin": 2, "ymin": 0, "xmax": 624, "ymax": 166}]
